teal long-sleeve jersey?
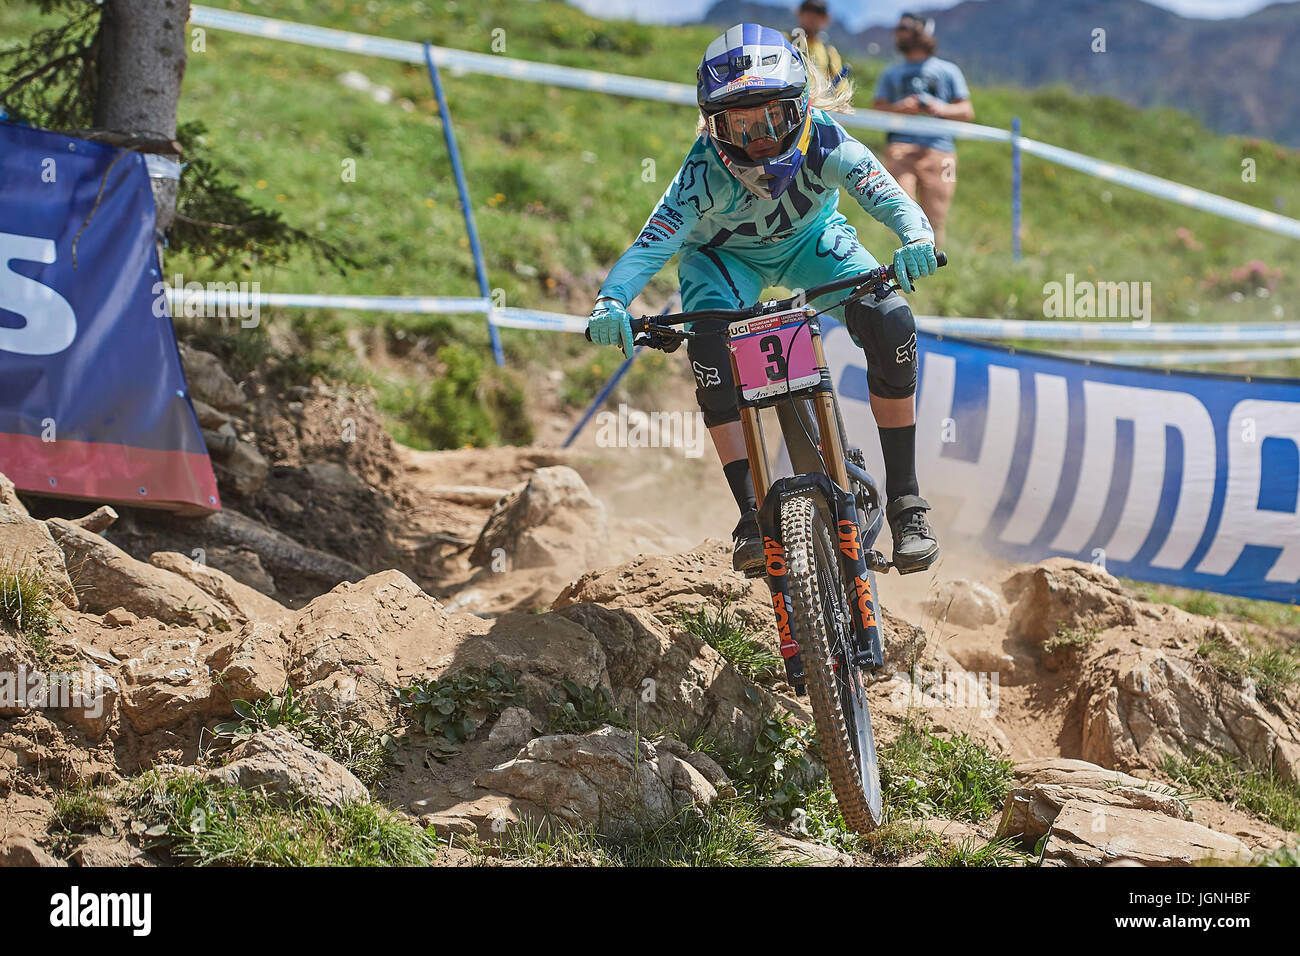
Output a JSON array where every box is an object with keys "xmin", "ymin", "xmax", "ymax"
[{"xmin": 597, "ymin": 109, "xmax": 934, "ymax": 307}]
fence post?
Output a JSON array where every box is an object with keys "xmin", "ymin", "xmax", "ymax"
[
  {"xmin": 1011, "ymin": 115, "xmax": 1022, "ymax": 261},
  {"xmin": 423, "ymin": 42, "xmax": 505, "ymax": 367}
]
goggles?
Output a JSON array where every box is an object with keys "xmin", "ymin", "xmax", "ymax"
[{"xmin": 707, "ymin": 98, "xmax": 804, "ymax": 148}]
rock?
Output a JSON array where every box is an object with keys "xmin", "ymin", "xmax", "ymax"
[
  {"xmin": 68, "ymin": 505, "xmax": 119, "ymax": 534},
  {"xmin": 998, "ymin": 780, "xmax": 1191, "ymax": 843},
  {"xmin": 925, "ymin": 579, "xmax": 1006, "ymax": 629},
  {"xmin": 102, "ymin": 608, "xmax": 139, "ymax": 628},
  {"xmin": 1078, "ymin": 645, "xmax": 1300, "ymax": 776},
  {"xmin": 553, "ymin": 602, "xmax": 792, "ymax": 752},
  {"xmin": 199, "ymin": 508, "xmax": 366, "ymax": 589},
  {"xmin": 46, "ymin": 519, "xmax": 232, "ymax": 628},
  {"xmin": 69, "ymin": 840, "xmax": 152, "ymax": 867},
  {"xmin": 149, "ymin": 551, "xmax": 287, "ymax": 624},
  {"xmin": 488, "ymin": 707, "xmax": 538, "ymax": 750},
  {"xmin": 205, "ymin": 621, "xmax": 291, "ymax": 704},
  {"xmin": 205, "ymin": 546, "xmax": 278, "ymax": 596},
  {"xmin": 769, "ymin": 833, "xmax": 854, "ymax": 866},
  {"xmin": 0, "ymin": 834, "xmax": 64, "ymax": 867},
  {"xmin": 0, "ymin": 475, "xmax": 76, "ymax": 608},
  {"xmin": 191, "ymin": 398, "xmax": 233, "ymax": 430},
  {"xmin": 213, "ymin": 438, "xmax": 269, "ymax": 496},
  {"xmin": 476, "ymin": 726, "xmax": 720, "ymax": 839},
  {"xmin": 471, "ymin": 466, "xmax": 608, "ymax": 570},
  {"xmin": 431, "ymin": 485, "xmax": 512, "ymax": 507},
  {"xmin": 1041, "ymin": 800, "xmax": 1252, "ymax": 866},
  {"xmin": 206, "ymin": 728, "xmax": 368, "ymax": 810},
  {"xmin": 1003, "ymin": 559, "xmax": 1136, "ymax": 644},
  {"xmin": 1013, "ymin": 757, "xmax": 1165, "ymax": 791},
  {"xmin": 180, "ymin": 346, "xmax": 246, "ymax": 411},
  {"xmin": 118, "ymin": 631, "xmax": 221, "ymax": 735}
]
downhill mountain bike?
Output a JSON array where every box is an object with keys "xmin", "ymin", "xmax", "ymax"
[{"xmin": 590, "ymin": 253, "xmax": 947, "ymax": 832}]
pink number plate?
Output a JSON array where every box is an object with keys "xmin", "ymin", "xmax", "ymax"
[{"xmin": 728, "ymin": 308, "xmax": 822, "ymax": 402}]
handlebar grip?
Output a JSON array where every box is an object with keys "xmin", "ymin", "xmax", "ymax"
[
  {"xmin": 936, "ymin": 251, "xmax": 947, "ymax": 267},
  {"xmin": 584, "ymin": 316, "xmax": 649, "ymax": 342}
]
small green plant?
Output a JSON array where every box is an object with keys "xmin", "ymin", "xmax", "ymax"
[
  {"xmin": 676, "ymin": 595, "xmax": 781, "ymax": 684},
  {"xmin": 1196, "ymin": 630, "xmax": 1300, "ymax": 704},
  {"xmin": 880, "ymin": 720, "xmax": 1014, "ymax": 823},
  {"xmin": 546, "ymin": 679, "xmax": 627, "ymax": 734},
  {"xmin": 1253, "ymin": 845, "xmax": 1300, "ymax": 867},
  {"xmin": 125, "ymin": 772, "xmax": 437, "ymax": 867},
  {"xmin": 1162, "ymin": 752, "xmax": 1300, "ymax": 832},
  {"xmin": 863, "ymin": 820, "xmax": 944, "ymax": 862},
  {"xmin": 0, "ymin": 562, "xmax": 60, "ymax": 665},
  {"xmin": 395, "ymin": 663, "xmax": 519, "ymax": 759},
  {"xmin": 924, "ymin": 835, "xmax": 1029, "ymax": 867},
  {"xmin": 213, "ymin": 686, "xmax": 394, "ymax": 786},
  {"xmin": 719, "ymin": 712, "xmax": 832, "ymax": 829},
  {"xmin": 53, "ymin": 786, "xmax": 112, "ymax": 833},
  {"xmin": 1042, "ymin": 624, "xmax": 1099, "ymax": 655}
]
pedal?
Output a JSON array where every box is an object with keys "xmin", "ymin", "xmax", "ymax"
[{"xmin": 864, "ymin": 550, "xmax": 892, "ymax": 572}]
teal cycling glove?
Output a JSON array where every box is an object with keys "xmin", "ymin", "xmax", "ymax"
[
  {"xmin": 587, "ymin": 298, "xmax": 635, "ymax": 358},
  {"xmin": 892, "ymin": 240, "xmax": 938, "ymax": 294}
]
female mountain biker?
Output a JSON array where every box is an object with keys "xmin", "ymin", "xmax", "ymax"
[{"xmin": 586, "ymin": 23, "xmax": 940, "ymax": 576}]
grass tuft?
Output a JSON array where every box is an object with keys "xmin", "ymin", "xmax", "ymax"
[
  {"xmin": 676, "ymin": 595, "xmax": 781, "ymax": 684},
  {"xmin": 0, "ymin": 562, "xmax": 60, "ymax": 665},
  {"xmin": 880, "ymin": 720, "xmax": 1014, "ymax": 823},
  {"xmin": 1162, "ymin": 752, "xmax": 1300, "ymax": 832},
  {"xmin": 1196, "ymin": 630, "xmax": 1300, "ymax": 704}
]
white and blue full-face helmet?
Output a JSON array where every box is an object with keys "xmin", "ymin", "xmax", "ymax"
[{"xmin": 697, "ymin": 23, "xmax": 812, "ymax": 201}]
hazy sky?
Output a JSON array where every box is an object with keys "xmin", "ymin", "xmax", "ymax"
[{"xmin": 563, "ymin": 0, "xmax": 1291, "ymax": 30}]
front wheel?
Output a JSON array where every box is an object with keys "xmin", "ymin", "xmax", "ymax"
[{"xmin": 779, "ymin": 491, "xmax": 883, "ymax": 833}]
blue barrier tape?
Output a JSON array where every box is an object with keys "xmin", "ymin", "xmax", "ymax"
[
  {"xmin": 1067, "ymin": 345, "xmax": 1300, "ymax": 366},
  {"xmin": 190, "ymin": 5, "xmax": 1300, "ymax": 241}
]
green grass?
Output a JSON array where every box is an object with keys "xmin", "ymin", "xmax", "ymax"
[
  {"xmin": 0, "ymin": 562, "xmax": 60, "ymax": 665},
  {"xmin": 7, "ymin": 0, "xmax": 1300, "ymax": 449},
  {"xmin": 923, "ymin": 835, "xmax": 1030, "ymax": 867},
  {"xmin": 1196, "ymin": 630, "xmax": 1300, "ymax": 704},
  {"xmin": 213, "ymin": 685, "xmax": 395, "ymax": 787},
  {"xmin": 125, "ymin": 772, "xmax": 437, "ymax": 866},
  {"xmin": 880, "ymin": 720, "xmax": 1015, "ymax": 823},
  {"xmin": 1042, "ymin": 624, "xmax": 1100, "ymax": 655},
  {"xmin": 53, "ymin": 786, "xmax": 112, "ymax": 833},
  {"xmin": 1126, "ymin": 580, "xmax": 1300, "ymax": 633},
  {"xmin": 676, "ymin": 595, "xmax": 781, "ymax": 684},
  {"xmin": 1162, "ymin": 753, "xmax": 1300, "ymax": 832},
  {"xmin": 492, "ymin": 799, "xmax": 785, "ymax": 867}
]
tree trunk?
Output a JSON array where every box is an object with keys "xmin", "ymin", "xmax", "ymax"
[{"xmin": 93, "ymin": 0, "xmax": 190, "ymax": 259}]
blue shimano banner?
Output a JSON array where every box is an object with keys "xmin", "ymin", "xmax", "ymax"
[
  {"xmin": 0, "ymin": 122, "xmax": 218, "ymax": 512},
  {"xmin": 822, "ymin": 323, "xmax": 1300, "ymax": 604}
]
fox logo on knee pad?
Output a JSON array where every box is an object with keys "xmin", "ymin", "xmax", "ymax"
[
  {"xmin": 895, "ymin": 332, "xmax": 917, "ymax": 365},
  {"xmin": 693, "ymin": 362, "xmax": 721, "ymax": 387}
]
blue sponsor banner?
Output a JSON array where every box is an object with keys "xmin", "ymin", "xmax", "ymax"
[
  {"xmin": 822, "ymin": 323, "xmax": 1300, "ymax": 604},
  {"xmin": 0, "ymin": 122, "xmax": 218, "ymax": 512}
]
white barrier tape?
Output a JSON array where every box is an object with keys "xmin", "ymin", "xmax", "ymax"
[
  {"xmin": 143, "ymin": 153, "xmax": 183, "ymax": 180},
  {"xmin": 917, "ymin": 317, "xmax": 1300, "ymax": 343},
  {"xmin": 191, "ymin": 5, "xmax": 1300, "ymax": 241},
  {"xmin": 164, "ymin": 289, "xmax": 491, "ymax": 313},
  {"xmin": 493, "ymin": 308, "xmax": 590, "ymax": 333},
  {"xmin": 1067, "ymin": 345, "xmax": 1300, "ymax": 367}
]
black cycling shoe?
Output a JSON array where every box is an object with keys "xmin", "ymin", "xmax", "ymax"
[
  {"xmin": 886, "ymin": 495, "xmax": 939, "ymax": 574},
  {"xmin": 731, "ymin": 509, "xmax": 765, "ymax": 575}
]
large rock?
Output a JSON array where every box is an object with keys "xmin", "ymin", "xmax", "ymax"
[
  {"xmin": 1079, "ymin": 644, "xmax": 1300, "ymax": 778},
  {"xmin": 924, "ymin": 579, "xmax": 1006, "ymax": 629},
  {"xmin": 206, "ymin": 728, "xmax": 368, "ymax": 810},
  {"xmin": 0, "ymin": 833, "xmax": 64, "ymax": 867},
  {"xmin": 148, "ymin": 551, "xmax": 287, "ymax": 624},
  {"xmin": 1041, "ymin": 800, "xmax": 1252, "ymax": 866},
  {"xmin": 118, "ymin": 631, "xmax": 222, "ymax": 735},
  {"xmin": 470, "ymin": 466, "xmax": 608, "ymax": 570},
  {"xmin": 180, "ymin": 346, "xmax": 246, "ymax": 411},
  {"xmin": 1002, "ymin": 559, "xmax": 1137, "ymax": 644},
  {"xmin": 46, "ymin": 519, "xmax": 232, "ymax": 628},
  {"xmin": 553, "ymin": 602, "xmax": 794, "ymax": 752},
  {"xmin": 0, "ymin": 473, "xmax": 76, "ymax": 608},
  {"xmin": 475, "ymin": 726, "xmax": 723, "ymax": 838}
]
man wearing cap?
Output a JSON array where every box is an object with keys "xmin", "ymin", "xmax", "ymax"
[
  {"xmin": 872, "ymin": 13, "xmax": 973, "ymax": 249},
  {"xmin": 795, "ymin": 1, "xmax": 851, "ymax": 96}
]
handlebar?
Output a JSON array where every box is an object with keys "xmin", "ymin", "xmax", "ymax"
[{"xmin": 586, "ymin": 251, "xmax": 946, "ymax": 342}]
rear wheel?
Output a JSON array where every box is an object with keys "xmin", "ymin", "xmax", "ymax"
[{"xmin": 779, "ymin": 491, "xmax": 883, "ymax": 832}]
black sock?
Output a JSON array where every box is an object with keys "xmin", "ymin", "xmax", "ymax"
[
  {"xmin": 722, "ymin": 459, "xmax": 757, "ymax": 514},
  {"xmin": 877, "ymin": 424, "xmax": 920, "ymax": 502}
]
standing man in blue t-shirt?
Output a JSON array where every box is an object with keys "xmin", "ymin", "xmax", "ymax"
[{"xmin": 872, "ymin": 13, "xmax": 973, "ymax": 249}]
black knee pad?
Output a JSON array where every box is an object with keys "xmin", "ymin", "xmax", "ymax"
[
  {"xmin": 845, "ymin": 292, "xmax": 918, "ymax": 400},
  {"xmin": 686, "ymin": 333, "xmax": 738, "ymax": 427}
]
